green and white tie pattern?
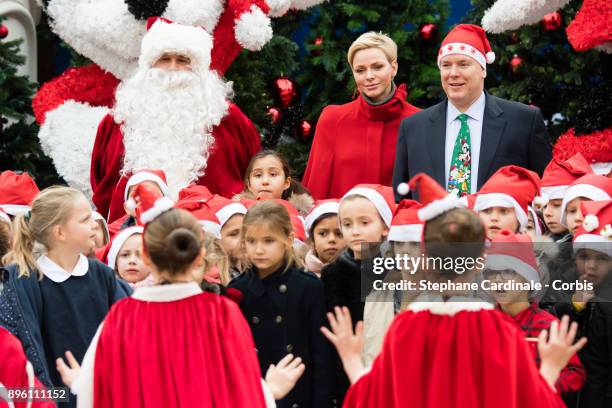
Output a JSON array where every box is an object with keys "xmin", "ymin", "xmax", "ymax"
[{"xmin": 447, "ymin": 113, "xmax": 471, "ymax": 197}]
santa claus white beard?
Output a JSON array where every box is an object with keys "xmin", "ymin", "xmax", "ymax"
[{"xmin": 114, "ymin": 67, "xmax": 232, "ymax": 197}]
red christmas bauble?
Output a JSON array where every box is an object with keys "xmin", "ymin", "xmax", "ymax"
[
  {"xmin": 314, "ymin": 37, "xmax": 323, "ymax": 46},
  {"xmin": 267, "ymin": 107, "xmax": 280, "ymax": 124},
  {"xmin": 273, "ymin": 77, "xmax": 297, "ymax": 109},
  {"xmin": 0, "ymin": 24, "xmax": 8, "ymax": 40},
  {"xmin": 301, "ymin": 121, "xmax": 312, "ymax": 139},
  {"xmin": 542, "ymin": 12, "xmax": 562, "ymax": 31},
  {"xmin": 419, "ymin": 23, "xmax": 437, "ymax": 40},
  {"xmin": 510, "ymin": 54, "xmax": 523, "ymax": 73}
]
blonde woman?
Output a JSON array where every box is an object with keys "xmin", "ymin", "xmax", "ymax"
[{"xmin": 303, "ymin": 32, "xmax": 420, "ymax": 199}]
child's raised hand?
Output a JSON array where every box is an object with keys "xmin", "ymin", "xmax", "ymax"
[
  {"xmin": 321, "ymin": 306, "xmax": 365, "ymax": 384},
  {"xmin": 56, "ymin": 351, "xmax": 81, "ymax": 388},
  {"xmin": 264, "ymin": 354, "xmax": 305, "ymax": 400},
  {"xmin": 538, "ymin": 315, "xmax": 587, "ymax": 388}
]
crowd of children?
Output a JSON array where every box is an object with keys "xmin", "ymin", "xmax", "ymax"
[{"xmin": 0, "ymin": 145, "xmax": 610, "ymax": 407}]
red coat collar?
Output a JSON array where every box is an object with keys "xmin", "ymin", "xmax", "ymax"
[{"xmin": 358, "ymin": 83, "xmax": 410, "ymax": 122}]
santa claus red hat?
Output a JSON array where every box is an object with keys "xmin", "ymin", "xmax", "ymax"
[
  {"xmin": 0, "ymin": 171, "xmax": 40, "ymax": 216},
  {"xmin": 474, "ymin": 166, "xmax": 541, "ymax": 231},
  {"xmin": 140, "ymin": 17, "xmax": 213, "ymax": 73},
  {"xmin": 398, "ymin": 173, "xmax": 464, "ymax": 222},
  {"xmin": 388, "ymin": 200, "xmax": 424, "ymax": 243},
  {"xmin": 128, "ymin": 183, "xmax": 175, "ymax": 225},
  {"xmin": 438, "ymin": 24, "xmax": 496, "ymax": 69},
  {"xmin": 573, "ymin": 200, "xmax": 612, "ymax": 257},
  {"xmin": 304, "ymin": 199, "xmax": 340, "ymax": 237},
  {"xmin": 105, "ymin": 226, "xmax": 144, "ymax": 269},
  {"xmin": 485, "ymin": 229, "xmax": 540, "ymax": 284},
  {"xmin": 124, "ymin": 170, "xmax": 172, "ymax": 202},
  {"xmin": 560, "ymin": 174, "xmax": 612, "ymax": 226},
  {"xmin": 534, "ymin": 153, "xmax": 593, "ymax": 208},
  {"xmin": 341, "ymin": 184, "xmax": 396, "ymax": 227}
]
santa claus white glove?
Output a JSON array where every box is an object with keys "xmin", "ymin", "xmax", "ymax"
[{"xmin": 264, "ymin": 354, "xmax": 305, "ymax": 400}]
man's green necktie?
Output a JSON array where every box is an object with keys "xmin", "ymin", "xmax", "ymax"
[{"xmin": 447, "ymin": 113, "xmax": 471, "ymax": 197}]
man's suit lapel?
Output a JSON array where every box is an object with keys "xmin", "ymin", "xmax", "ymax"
[
  {"xmin": 427, "ymin": 100, "xmax": 447, "ymax": 188},
  {"xmin": 478, "ymin": 93, "xmax": 506, "ymax": 188}
]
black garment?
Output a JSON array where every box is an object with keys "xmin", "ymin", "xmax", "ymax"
[
  {"xmin": 120, "ymin": 215, "xmax": 136, "ymax": 230},
  {"xmin": 392, "ymin": 92, "xmax": 551, "ymax": 202},
  {"xmin": 540, "ymin": 239, "xmax": 577, "ymax": 312},
  {"xmin": 230, "ymin": 265, "xmax": 334, "ymax": 408}
]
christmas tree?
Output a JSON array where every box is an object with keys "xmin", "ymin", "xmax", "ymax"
[
  {"xmin": 465, "ymin": 0, "xmax": 611, "ymax": 142},
  {"xmin": 0, "ymin": 19, "xmax": 60, "ymax": 188}
]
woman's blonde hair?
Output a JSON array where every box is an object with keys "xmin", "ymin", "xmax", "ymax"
[
  {"xmin": 3, "ymin": 186, "xmax": 84, "ymax": 278},
  {"xmin": 347, "ymin": 31, "xmax": 398, "ymax": 67},
  {"xmin": 242, "ymin": 201, "xmax": 304, "ymax": 272}
]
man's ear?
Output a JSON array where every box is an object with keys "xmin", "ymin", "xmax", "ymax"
[{"xmin": 482, "ymin": 67, "xmax": 487, "ymax": 79}]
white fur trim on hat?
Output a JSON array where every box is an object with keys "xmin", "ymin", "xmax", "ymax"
[
  {"xmin": 474, "ymin": 193, "xmax": 528, "ymax": 231},
  {"xmin": 124, "ymin": 172, "xmax": 171, "ymax": 202},
  {"xmin": 305, "ymin": 202, "xmax": 340, "ymax": 236},
  {"xmin": 0, "ymin": 204, "xmax": 30, "ymax": 217},
  {"xmin": 388, "ymin": 224, "xmax": 423, "ymax": 243},
  {"xmin": 560, "ymin": 184, "xmax": 611, "ymax": 226},
  {"xmin": 573, "ymin": 235, "xmax": 612, "ymax": 257},
  {"xmin": 342, "ymin": 188, "xmax": 393, "ymax": 227},
  {"xmin": 107, "ymin": 226, "xmax": 144, "ymax": 269},
  {"xmin": 266, "ymin": 0, "xmax": 292, "ymax": 17},
  {"xmin": 486, "ymin": 254, "xmax": 540, "ymax": 284},
  {"xmin": 0, "ymin": 211, "xmax": 10, "ymax": 224},
  {"xmin": 140, "ymin": 197, "xmax": 175, "ymax": 224},
  {"xmin": 527, "ymin": 206, "xmax": 542, "ymax": 237},
  {"xmin": 590, "ymin": 162, "xmax": 612, "ymax": 176},
  {"xmin": 92, "ymin": 211, "xmax": 110, "ymax": 243},
  {"xmin": 140, "ymin": 20, "xmax": 213, "ymax": 72},
  {"xmin": 408, "ymin": 295, "xmax": 494, "ymax": 316},
  {"xmin": 438, "ymin": 42, "xmax": 488, "ymax": 69},
  {"xmin": 234, "ymin": 6, "xmax": 273, "ymax": 51},
  {"xmin": 532, "ymin": 196, "xmax": 548, "ymax": 210},
  {"xmin": 417, "ymin": 194, "xmax": 465, "ymax": 222},
  {"xmin": 215, "ymin": 203, "xmax": 247, "ymax": 228},
  {"xmin": 199, "ymin": 220, "xmax": 221, "ymax": 239},
  {"xmin": 540, "ymin": 185, "xmax": 569, "ymax": 202}
]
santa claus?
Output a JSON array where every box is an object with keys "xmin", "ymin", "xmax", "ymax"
[{"xmin": 88, "ymin": 17, "xmax": 260, "ymax": 222}]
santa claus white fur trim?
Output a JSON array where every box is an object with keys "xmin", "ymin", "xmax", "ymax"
[
  {"xmin": 234, "ymin": 5, "xmax": 273, "ymax": 51},
  {"xmin": 0, "ymin": 205, "xmax": 30, "ymax": 217},
  {"xmin": 342, "ymin": 187, "xmax": 393, "ymax": 227},
  {"xmin": 388, "ymin": 224, "xmax": 423, "ymax": 243},
  {"xmin": 215, "ymin": 203, "xmax": 248, "ymax": 228},
  {"xmin": 140, "ymin": 197, "xmax": 175, "ymax": 225},
  {"xmin": 539, "ymin": 185, "xmax": 569, "ymax": 202},
  {"xmin": 266, "ymin": 0, "xmax": 292, "ymax": 17},
  {"xmin": 474, "ymin": 193, "xmax": 529, "ymax": 231},
  {"xmin": 485, "ymin": 254, "xmax": 540, "ymax": 284},
  {"xmin": 199, "ymin": 220, "xmax": 222, "ymax": 239},
  {"xmin": 417, "ymin": 194, "xmax": 465, "ymax": 222},
  {"xmin": 437, "ymin": 42, "xmax": 492, "ymax": 69},
  {"xmin": 0, "ymin": 211, "xmax": 10, "ymax": 225},
  {"xmin": 573, "ymin": 235, "xmax": 612, "ymax": 257},
  {"xmin": 481, "ymin": 0, "xmax": 571, "ymax": 33},
  {"xmin": 560, "ymin": 184, "xmax": 611, "ymax": 226},
  {"xmin": 38, "ymin": 100, "xmax": 110, "ymax": 199},
  {"xmin": 132, "ymin": 282, "xmax": 203, "ymax": 302},
  {"xmin": 304, "ymin": 201, "xmax": 340, "ymax": 236},
  {"xmin": 591, "ymin": 162, "xmax": 612, "ymax": 176},
  {"xmin": 124, "ymin": 172, "xmax": 171, "ymax": 202},
  {"xmin": 164, "ymin": 0, "xmax": 224, "ymax": 32}
]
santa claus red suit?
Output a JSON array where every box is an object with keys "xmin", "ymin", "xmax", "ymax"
[{"xmin": 88, "ymin": 18, "xmax": 260, "ymax": 222}]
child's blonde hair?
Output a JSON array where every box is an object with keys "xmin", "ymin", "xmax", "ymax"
[
  {"xmin": 202, "ymin": 232, "xmax": 231, "ymax": 285},
  {"xmin": 2, "ymin": 186, "xmax": 84, "ymax": 278},
  {"xmin": 242, "ymin": 201, "xmax": 304, "ymax": 272},
  {"xmin": 347, "ymin": 31, "xmax": 398, "ymax": 67}
]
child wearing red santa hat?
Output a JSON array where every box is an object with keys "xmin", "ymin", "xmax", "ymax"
[
  {"xmin": 304, "ymin": 199, "xmax": 345, "ymax": 277},
  {"xmin": 104, "ymin": 226, "xmax": 153, "ymax": 288},
  {"xmin": 0, "ymin": 171, "xmax": 40, "ymax": 218},
  {"xmin": 559, "ymin": 173, "xmax": 612, "ymax": 236},
  {"xmin": 321, "ymin": 173, "xmax": 587, "ymax": 408}
]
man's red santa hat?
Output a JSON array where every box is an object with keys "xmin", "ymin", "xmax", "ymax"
[
  {"xmin": 560, "ymin": 174, "xmax": 612, "ymax": 227},
  {"xmin": 105, "ymin": 226, "xmax": 144, "ymax": 268},
  {"xmin": 437, "ymin": 24, "xmax": 496, "ymax": 69},
  {"xmin": 304, "ymin": 199, "xmax": 340, "ymax": 238},
  {"xmin": 341, "ymin": 184, "xmax": 396, "ymax": 227},
  {"xmin": 534, "ymin": 153, "xmax": 593, "ymax": 208},
  {"xmin": 388, "ymin": 200, "xmax": 423, "ymax": 243},
  {"xmin": 127, "ymin": 183, "xmax": 175, "ymax": 226},
  {"xmin": 0, "ymin": 171, "xmax": 40, "ymax": 216},
  {"xmin": 573, "ymin": 200, "xmax": 612, "ymax": 257},
  {"xmin": 485, "ymin": 229, "xmax": 541, "ymax": 284},
  {"xmin": 124, "ymin": 169, "xmax": 172, "ymax": 202},
  {"xmin": 473, "ymin": 165, "xmax": 541, "ymax": 231},
  {"xmin": 398, "ymin": 173, "xmax": 464, "ymax": 222}
]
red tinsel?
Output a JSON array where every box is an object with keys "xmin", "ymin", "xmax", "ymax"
[
  {"xmin": 553, "ymin": 127, "xmax": 612, "ymax": 163},
  {"xmin": 566, "ymin": 0, "xmax": 612, "ymax": 52},
  {"xmin": 32, "ymin": 64, "xmax": 119, "ymax": 124}
]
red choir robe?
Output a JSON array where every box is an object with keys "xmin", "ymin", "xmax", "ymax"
[
  {"xmin": 342, "ymin": 300, "xmax": 565, "ymax": 408},
  {"xmin": 91, "ymin": 103, "xmax": 261, "ymax": 222},
  {"xmin": 89, "ymin": 284, "xmax": 267, "ymax": 407},
  {"xmin": 302, "ymin": 84, "xmax": 420, "ymax": 199}
]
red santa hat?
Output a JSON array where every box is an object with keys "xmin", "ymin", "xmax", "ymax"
[
  {"xmin": 0, "ymin": 171, "xmax": 40, "ymax": 216},
  {"xmin": 457, "ymin": 193, "xmax": 477, "ymax": 210},
  {"xmin": 554, "ymin": 128, "xmax": 612, "ymax": 176},
  {"xmin": 304, "ymin": 199, "xmax": 340, "ymax": 237},
  {"xmin": 473, "ymin": 166, "xmax": 541, "ymax": 231},
  {"xmin": 485, "ymin": 229, "xmax": 540, "ymax": 284},
  {"xmin": 271, "ymin": 199, "xmax": 307, "ymax": 243},
  {"xmin": 566, "ymin": 0, "xmax": 612, "ymax": 53},
  {"xmin": 140, "ymin": 17, "xmax": 213, "ymax": 74},
  {"xmin": 398, "ymin": 173, "xmax": 464, "ymax": 222},
  {"xmin": 175, "ymin": 194, "xmax": 222, "ymax": 239},
  {"xmin": 534, "ymin": 153, "xmax": 593, "ymax": 208},
  {"xmin": 0, "ymin": 208, "xmax": 10, "ymax": 225},
  {"xmin": 105, "ymin": 226, "xmax": 144, "ymax": 269},
  {"xmin": 341, "ymin": 184, "xmax": 396, "ymax": 227},
  {"xmin": 177, "ymin": 184, "xmax": 215, "ymax": 202},
  {"xmin": 437, "ymin": 24, "xmax": 496, "ymax": 70},
  {"xmin": 388, "ymin": 200, "xmax": 424, "ymax": 243},
  {"xmin": 560, "ymin": 174, "xmax": 612, "ymax": 226},
  {"xmin": 573, "ymin": 200, "xmax": 612, "ymax": 257},
  {"xmin": 124, "ymin": 170, "xmax": 172, "ymax": 202},
  {"xmin": 206, "ymin": 196, "xmax": 248, "ymax": 229},
  {"xmin": 128, "ymin": 183, "xmax": 175, "ymax": 225}
]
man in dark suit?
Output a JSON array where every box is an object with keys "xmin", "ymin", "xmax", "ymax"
[{"xmin": 393, "ymin": 24, "xmax": 551, "ymax": 202}]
